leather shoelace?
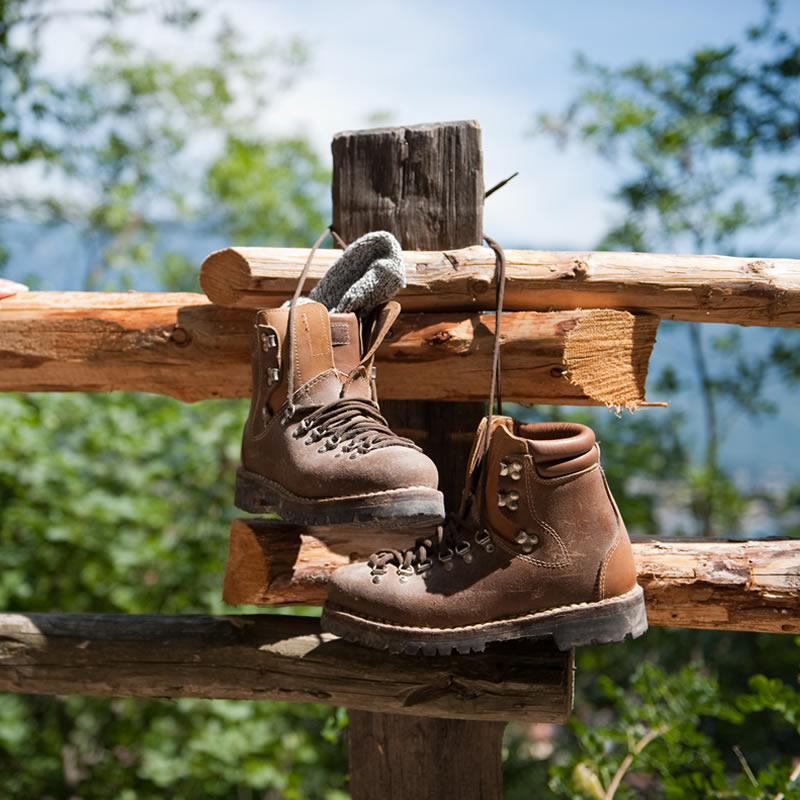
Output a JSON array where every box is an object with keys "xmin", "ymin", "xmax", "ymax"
[
  {"xmin": 294, "ymin": 397, "xmax": 420, "ymax": 457},
  {"xmin": 368, "ymin": 513, "xmax": 481, "ymax": 578},
  {"xmin": 282, "ymin": 228, "xmax": 419, "ymax": 456},
  {"xmin": 366, "ymin": 236, "xmax": 508, "ymax": 575}
]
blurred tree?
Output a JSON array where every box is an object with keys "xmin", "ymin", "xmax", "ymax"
[
  {"xmin": 1, "ymin": 0, "xmax": 328, "ymax": 290},
  {"xmin": 537, "ymin": 0, "xmax": 800, "ymax": 538},
  {"xmin": 510, "ymin": 2, "xmax": 800, "ymax": 798},
  {"xmin": 0, "ymin": 2, "xmax": 346, "ymax": 798}
]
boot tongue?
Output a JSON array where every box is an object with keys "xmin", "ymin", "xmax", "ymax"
[
  {"xmin": 339, "ymin": 301, "xmax": 401, "ymax": 401},
  {"xmin": 263, "ymin": 302, "xmax": 343, "ymax": 413},
  {"xmin": 329, "ymin": 313, "xmax": 361, "ymax": 375}
]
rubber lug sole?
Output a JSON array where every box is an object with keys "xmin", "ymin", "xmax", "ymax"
[
  {"xmin": 234, "ymin": 467, "xmax": 445, "ymax": 528},
  {"xmin": 321, "ymin": 584, "xmax": 647, "ymax": 655}
]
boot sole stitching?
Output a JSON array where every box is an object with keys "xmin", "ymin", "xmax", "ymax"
[{"xmin": 325, "ymin": 584, "xmax": 643, "ymax": 633}]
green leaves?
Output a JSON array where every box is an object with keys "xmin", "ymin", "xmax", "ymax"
[
  {"xmin": 0, "ymin": 392, "xmax": 349, "ymax": 796},
  {"xmin": 1, "ymin": 0, "xmax": 327, "ymax": 291}
]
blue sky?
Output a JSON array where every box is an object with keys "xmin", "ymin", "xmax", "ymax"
[
  {"xmin": 37, "ymin": 0, "xmax": 800, "ymax": 253},
  {"xmin": 232, "ymin": 0, "xmax": 800, "ymax": 253}
]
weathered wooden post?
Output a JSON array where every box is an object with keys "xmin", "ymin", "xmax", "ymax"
[{"xmin": 332, "ymin": 121, "xmax": 506, "ymax": 799}]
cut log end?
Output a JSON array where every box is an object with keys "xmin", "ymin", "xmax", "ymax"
[
  {"xmin": 563, "ymin": 310, "xmax": 660, "ymax": 411},
  {"xmin": 199, "ymin": 248, "xmax": 252, "ymax": 308}
]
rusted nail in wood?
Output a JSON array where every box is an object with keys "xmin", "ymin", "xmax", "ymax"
[
  {"xmin": 170, "ymin": 326, "xmax": 192, "ymax": 346},
  {"xmin": 430, "ymin": 330, "xmax": 453, "ymax": 345},
  {"xmin": 484, "ymin": 170, "xmax": 519, "ymax": 199}
]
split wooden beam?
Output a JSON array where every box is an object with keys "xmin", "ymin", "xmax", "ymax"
[
  {"xmin": 0, "ymin": 612, "xmax": 573, "ymax": 724},
  {"xmin": 0, "ymin": 291, "xmax": 658, "ymax": 409},
  {"xmin": 224, "ymin": 520, "xmax": 800, "ymax": 636},
  {"xmin": 200, "ymin": 245, "xmax": 800, "ymax": 328}
]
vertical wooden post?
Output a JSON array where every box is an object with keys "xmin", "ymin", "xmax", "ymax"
[{"xmin": 332, "ymin": 121, "xmax": 505, "ymax": 799}]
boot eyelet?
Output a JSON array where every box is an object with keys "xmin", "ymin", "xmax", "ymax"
[
  {"xmin": 369, "ymin": 563, "xmax": 387, "ymax": 584},
  {"xmin": 455, "ymin": 541, "xmax": 472, "ymax": 563},
  {"xmin": 397, "ymin": 565, "xmax": 414, "ymax": 583},
  {"xmin": 438, "ymin": 548, "xmax": 454, "ymax": 571},
  {"xmin": 416, "ymin": 558, "xmax": 433, "ymax": 574},
  {"xmin": 497, "ymin": 490, "xmax": 520, "ymax": 511},
  {"xmin": 475, "ymin": 530, "xmax": 495, "ymax": 552},
  {"xmin": 499, "ymin": 459, "xmax": 523, "ymax": 480}
]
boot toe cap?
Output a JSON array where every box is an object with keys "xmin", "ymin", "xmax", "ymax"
[
  {"xmin": 326, "ymin": 563, "xmax": 410, "ymax": 625},
  {"xmin": 357, "ymin": 446, "xmax": 439, "ymax": 492}
]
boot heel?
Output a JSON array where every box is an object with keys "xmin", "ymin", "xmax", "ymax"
[
  {"xmin": 234, "ymin": 468, "xmax": 276, "ymax": 514},
  {"xmin": 551, "ymin": 586, "xmax": 648, "ymax": 650}
]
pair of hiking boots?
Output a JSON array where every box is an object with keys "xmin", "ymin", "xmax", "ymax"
[{"xmin": 235, "ymin": 237, "xmax": 647, "ymax": 656}]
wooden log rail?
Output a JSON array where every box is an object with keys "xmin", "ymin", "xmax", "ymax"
[
  {"xmin": 0, "ymin": 612, "xmax": 574, "ymax": 724},
  {"xmin": 0, "ymin": 292, "xmax": 658, "ymax": 408},
  {"xmin": 224, "ymin": 521, "xmax": 800, "ymax": 635},
  {"xmin": 200, "ymin": 246, "xmax": 800, "ymax": 327}
]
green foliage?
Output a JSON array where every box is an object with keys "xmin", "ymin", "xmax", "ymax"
[
  {"xmin": 550, "ymin": 664, "xmax": 739, "ymax": 799},
  {"xmin": 540, "ymin": 661, "xmax": 800, "ymax": 799},
  {"xmin": 514, "ymin": 4, "xmax": 800, "ymax": 799},
  {"xmin": 539, "ymin": 2, "xmax": 800, "ymax": 255},
  {"xmin": 0, "ymin": 392, "xmax": 349, "ymax": 798},
  {"xmin": 3, "ymin": 1, "xmax": 800, "ymax": 797},
  {"xmin": 1, "ymin": 2, "xmax": 344, "ymax": 797}
]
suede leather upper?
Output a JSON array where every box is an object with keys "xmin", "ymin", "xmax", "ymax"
[
  {"xmin": 240, "ymin": 301, "xmax": 439, "ymax": 500},
  {"xmin": 326, "ymin": 415, "xmax": 639, "ymax": 627}
]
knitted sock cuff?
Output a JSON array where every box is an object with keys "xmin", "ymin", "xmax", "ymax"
[{"xmin": 308, "ymin": 231, "xmax": 405, "ymax": 314}]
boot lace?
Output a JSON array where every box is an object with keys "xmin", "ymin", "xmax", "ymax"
[
  {"xmin": 293, "ymin": 397, "xmax": 420, "ymax": 457},
  {"xmin": 367, "ymin": 513, "xmax": 495, "ymax": 581}
]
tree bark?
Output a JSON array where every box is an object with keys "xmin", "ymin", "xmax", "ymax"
[
  {"xmin": 0, "ymin": 613, "xmax": 573, "ymax": 723},
  {"xmin": 0, "ymin": 292, "xmax": 658, "ymax": 408},
  {"xmin": 199, "ymin": 245, "xmax": 800, "ymax": 327}
]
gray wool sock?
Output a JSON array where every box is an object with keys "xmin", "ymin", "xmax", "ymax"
[{"xmin": 286, "ymin": 231, "xmax": 405, "ymax": 315}]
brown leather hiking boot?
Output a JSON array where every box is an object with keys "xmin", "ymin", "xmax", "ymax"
[
  {"xmin": 235, "ymin": 298, "xmax": 444, "ymax": 527},
  {"xmin": 321, "ymin": 414, "xmax": 647, "ymax": 653}
]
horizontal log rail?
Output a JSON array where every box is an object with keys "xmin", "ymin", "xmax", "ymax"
[
  {"xmin": 0, "ymin": 292, "xmax": 658, "ymax": 407},
  {"xmin": 0, "ymin": 612, "xmax": 573, "ymax": 723},
  {"xmin": 224, "ymin": 520, "xmax": 800, "ymax": 635},
  {"xmin": 200, "ymin": 245, "xmax": 800, "ymax": 327}
]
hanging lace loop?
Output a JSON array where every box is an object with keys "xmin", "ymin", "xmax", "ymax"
[
  {"xmin": 363, "ymin": 236, "xmax": 509, "ymax": 576},
  {"xmin": 482, "ymin": 234, "xmax": 507, "ymax": 458}
]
